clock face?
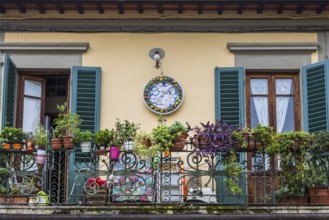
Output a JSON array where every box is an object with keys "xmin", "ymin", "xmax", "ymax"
[{"xmin": 143, "ymin": 76, "xmax": 184, "ymax": 115}]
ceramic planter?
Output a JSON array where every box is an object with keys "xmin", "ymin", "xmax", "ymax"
[
  {"xmin": 110, "ymin": 145, "xmax": 120, "ymax": 161},
  {"xmin": 13, "ymin": 143, "xmax": 22, "ymax": 150},
  {"xmin": 123, "ymin": 141, "xmax": 134, "ymax": 151},
  {"xmin": 37, "ymin": 149, "xmax": 47, "ymax": 165},
  {"xmin": 26, "ymin": 140, "xmax": 34, "ymax": 153},
  {"xmin": 2, "ymin": 143, "xmax": 10, "ymax": 150},
  {"xmin": 80, "ymin": 142, "xmax": 92, "ymax": 153}
]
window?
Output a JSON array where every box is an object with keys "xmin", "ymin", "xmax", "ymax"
[
  {"xmin": 246, "ymin": 74, "xmax": 300, "ymax": 132},
  {"xmin": 1, "ymin": 54, "xmax": 101, "ymax": 133}
]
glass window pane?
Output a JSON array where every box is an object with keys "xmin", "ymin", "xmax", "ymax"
[
  {"xmin": 276, "ymin": 79, "xmax": 293, "ymax": 94},
  {"xmin": 23, "ymin": 97, "xmax": 41, "ymax": 133},
  {"xmin": 24, "ymin": 80, "xmax": 42, "ymax": 97},
  {"xmin": 250, "ymin": 79, "xmax": 268, "ymax": 95},
  {"xmin": 251, "ymin": 97, "xmax": 269, "ymax": 128},
  {"xmin": 276, "ymin": 97, "xmax": 294, "ymax": 133}
]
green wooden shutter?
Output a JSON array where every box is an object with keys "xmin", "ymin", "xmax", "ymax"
[
  {"xmin": 69, "ymin": 66, "xmax": 101, "ymax": 204},
  {"xmin": 71, "ymin": 66, "xmax": 101, "ymax": 133},
  {"xmin": 215, "ymin": 67, "xmax": 246, "ymax": 204},
  {"xmin": 1, "ymin": 54, "xmax": 17, "ymax": 128},
  {"xmin": 215, "ymin": 67, "xmax": 245, "ymax": 125},
  {"xmin": 302, "ymin": 60, "xmax": 329, "ymax": 132}
]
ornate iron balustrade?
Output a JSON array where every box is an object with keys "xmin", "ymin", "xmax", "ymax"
[{"xmin": 0, "ymin": 139, "xmax": 328, "ymax": 206}]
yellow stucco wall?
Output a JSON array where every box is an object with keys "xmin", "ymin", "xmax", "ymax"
[{"xmin": 4, "ymin": 32, "xmax": 318, "ymax": 131}]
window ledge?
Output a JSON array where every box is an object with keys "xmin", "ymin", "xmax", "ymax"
[
  {"xmin": 227, "ymin": 42, "xmax": 319, "ymax": 53},
  {"xmin": 0, "ymin": 42, "xmax": 89, "ymax": 52}
]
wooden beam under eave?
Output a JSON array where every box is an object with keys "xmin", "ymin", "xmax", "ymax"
[
  {"xmin": 237, "ymin": 4, "xmax": 244, "ymax": 14},
  {"xmin": 316, "ymin": 4, "xmax": 325, "ymax": 14},
  {"xmin": 158, "ymin": 3, "xmax": 163, "ymax": 14},
  {"xmin": 178, "ymin": 4, "xmax": 183, "ymax": 14},
  {"xmin": 118, "ymin": 4, "xmax": 124, "ymax": 14},
  {"xmin": 296, "ymin": 3, "xmax": 304, "ymax": 14},
  {"xmin": 0, "ymin": 5, "xmax": 6, "ymax": 14},
  {"xmin": 97, "ymin": 2, "xmax": 104, "ymax": 14},
  {"xmin": 138, "ymin": 3, "xmax": 143, "ymax": 14},
  {"xmin": 198, "ymin": 4, "xmax": 203, "ymax": 15},
  {"xmin": 76, "ymin": 3, "xmax": 84, "ymax": 14},
  {"xmin": 56, "ymin": 3, "xmax": 64, "ymax": 14},
  {"xmin": 16, "ymin": 3, "xmax": 26, "ymax": 14},
  {"xmin": 257, "ymin": 3, "xmax": 264, "ymax": 14},
  {"xmin": 36, "ymin": 3, "xmax": 45, "ymax": 14},
  {"xmin": 277, "ymin": 3, "xmax": 284, "ymax": 14},
  {"xmin": 217, "ymin": 4, "xmax": 222, "ymax": 15}
]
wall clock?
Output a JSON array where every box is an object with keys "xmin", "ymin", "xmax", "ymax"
[{"xmin": 143, "ymin": 76, "xmax": 184, "ymax": 115}]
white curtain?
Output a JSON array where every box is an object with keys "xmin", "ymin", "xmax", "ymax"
[
  {"xmin": 276, "ymin": 79, "xmax": 292, "ymax": 133},
  {"xmin": 250, "ymin": 79, "xmax": 269, "ymax": 126}
]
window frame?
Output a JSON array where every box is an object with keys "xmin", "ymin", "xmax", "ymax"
[{"xmin": 246, "ymin": 73, "xmax": 301, "ymax": 131}]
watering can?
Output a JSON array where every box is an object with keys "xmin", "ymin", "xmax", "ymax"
[{"xmin": 37, "ymin": 191, "xmax": 49, "ymax": 206}]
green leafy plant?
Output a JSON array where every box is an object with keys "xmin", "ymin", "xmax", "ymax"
[
  {"xmin": 0, "ymin": 127, "xmax": 25, "ymax": 143},
  {"xmin": 75, "ymin": 130, "xmax": 94, "ymax": 143},
  {"xmin": 253, "ymin": 124, "xmax": 275, "ymax": 149},
  {"xmin": 53, "ymin": 102, "xmax": 82, "ymax": 138},
  {"xmin": 0, "ymin": 186, "xmax": 6, "ymax": 195},
  {"xmin": 34, "ymin": 124, "xmax": 48, "ymax": 150},
  {"xmin": 134, "ymin": 132, "xmax": 160, "ymax": 158},
  {"xmin": 308, "ymin": 131, "xmax": 329, "ymax": 188},
  {"xmin": 274, "ymin": 131, "xmax": 313, "ymax": 196},
  {"xmin": 95, "ymin": 129, "xmax": 113, "ymax": 147},
  {"xmin": 223, "ymin": 151, "xmax": 243, "ymax": 195},
  {"xmin": 152, "ymin": 121, "xmax": 187, "ymax": 152}
]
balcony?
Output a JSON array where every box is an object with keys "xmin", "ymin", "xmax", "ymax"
[{"xmin": 0, "ymin": 134, "xmax": 328, "ymax": 211}]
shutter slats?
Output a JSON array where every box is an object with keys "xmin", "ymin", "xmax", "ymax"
[
  {"xmin": 2, "ymin": 55, "xmax": 17, "ymax": 128},
  {"xmin": 303, "ymin": 61, "xmax": 329, "ymax": 132},
  {"xmin": 215, "ymin": 67, "xmax": 244, "ymax": 125},
  {"xmin": 71, "ymin": 67, "xmax": 101, "ymax": 133}
]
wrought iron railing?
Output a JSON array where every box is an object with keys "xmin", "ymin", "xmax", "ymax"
[{"xmin": 0, "ymin": 139, "xmax": 328, "ymax": 206}]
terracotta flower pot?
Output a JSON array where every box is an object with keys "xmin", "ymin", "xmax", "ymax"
[
  {"xmin": 13, "ymin": 143, "xmax": 22, "ymax": 150},
  {"xmin": 63, "ymin": 135, "xmax": 74, "ymax": 150},
  {"xmin": 51, "ymin": 138, "xmax": 62, "ymax": 150},
  {"xmin": 171, "ymin": 132, "xmax": 188, "ymax": 152},
  {"xmin": 309, "ymin": 187, "xmax": 329, "ymax": 204},
  {"xmin": 2, "ymin": 143, "xmax": 11, "ymax": 150}
]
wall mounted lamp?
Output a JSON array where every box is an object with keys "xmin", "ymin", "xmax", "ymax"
[{"xmin": 149, "ymin": 48, "xmax": 165, "ymax": 69}]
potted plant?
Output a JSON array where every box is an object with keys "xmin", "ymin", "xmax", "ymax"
[
  {"xmin": 53, "ymin": 102, "xmax": 82, "ymax": 150},
  {"xmin": 270, "ymin": 131, "xmax": 313, "ymax": 204},
  {"xmin": 119, "ymin": 119, "xmax": 140, "ymax": 151},
  {"xmin": 0, "ymin": 186, "xmax": 7, "ymax": 203},
  {"xmin": 0, "ymin": 127, "xmax": 25, "ymax": 150},
  {"xmin": 191, "ymin": 120, "xmax": 243, "ymax": 194},
  {"xmin": 25, "ymin": 132, "xmax": 35, "ymax": 154},
  {"xmin": 134, "ymin": 132, "xmax": 160, "ymax": 158},
  {"xmin": 34, "ymin": 124, "xmax": 48, "ymax": 165},
  {"xmin": 191, "ymin": 120, "xmax": 238, "ymax": 153},
  {"xmin": 152, "ymin": 120, "xmax": 188, "ymax": 153},
  {"xmin": 95, "ymin": 129, "xmax": 112, "ymax": 155},
  {"xmin": 75, "ymin": 130, "xmax": 94, "ymax": 153},
  {"xmin": 308, "ymin": 131, "xmax": 329, "ymax": 204}
]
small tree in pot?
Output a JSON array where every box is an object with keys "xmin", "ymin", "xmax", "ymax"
[
  {"xmin": 53, "ymin": 102, "xmax": 81, "ymax": 150},
  {"xmin": 95, "ymin": 128, "xmax": 113, "ymax": 155}
]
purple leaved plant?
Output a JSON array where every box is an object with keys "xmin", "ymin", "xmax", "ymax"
[{"xmin": 192, "ymin": 120, "xmax": 239, "ymax": 154}]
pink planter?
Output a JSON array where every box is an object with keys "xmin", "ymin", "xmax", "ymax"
[
  {"xmin": 110, "ymin": 146, "xmax": 120, "ymax": 161},
  {"xmin": 37, "ymin": 149, "xmax": 47, "ymax": 165}
]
